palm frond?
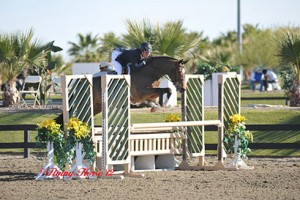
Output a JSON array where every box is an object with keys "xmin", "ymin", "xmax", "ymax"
[
  {"xmin": 275, "ymin": 30, "xmax": 300, "ymax": 80},
  {"xmin": 0, "ymin": 28, "xmax": 52, "ymax": 80}
]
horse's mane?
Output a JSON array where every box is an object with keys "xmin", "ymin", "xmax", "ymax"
[{"xmin": 146, "ymin": 56, "xmax": 178, "ymax": 63}]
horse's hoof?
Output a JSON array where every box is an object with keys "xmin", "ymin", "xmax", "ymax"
[{"xmin": 150, "ymin": 107, "xmax": 160, "ymax": 113}]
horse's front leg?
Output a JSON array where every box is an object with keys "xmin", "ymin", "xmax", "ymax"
[{"xmin": 159, "ymin": 87, "xmax": 172, "ymax": 107}]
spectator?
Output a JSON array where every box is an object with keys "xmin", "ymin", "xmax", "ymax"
[
  {"xmin": 250, "ymin": 67, "xmax": 263, "ymax": 91},
  {"xmin": 261, "ymin": 69, "xmax": 280, "ymax": 91},
  {"xmin": 93, "ymin": 62, "xmax": 117, "ymax": 77}
]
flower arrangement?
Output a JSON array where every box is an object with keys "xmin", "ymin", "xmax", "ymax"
[
  {"xmin": 36, "ymin": 118, "xmax": 96, "ymax": 168},
  {"xmin": 224, "ymin": 114, "xmax": 253, "ymax": 158},
  {"xmin": 65, "ymin": 117, "xmax": 96, "ymax": 164},
  {"xmin": 36, "ymin": 119, "xmax": 66, "ymax": 168},
  {"xmin": 36, "ymin": 119, "xmax": 63, "ymax": 142},
  {"xmin": 165, "ymin": 113, "xmax": 181, "ymax": 122},
  {"xmin": 66, "ymin": 117, "xmax": 90, "ymax": 141}
]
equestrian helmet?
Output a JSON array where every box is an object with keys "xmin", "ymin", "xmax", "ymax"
[{"xmin": 139, "ymin": 42, "xmax": 152, "ymax": 52}]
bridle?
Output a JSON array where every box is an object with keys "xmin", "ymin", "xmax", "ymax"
[{"xmin": 172, "ymin": 60, "xmax": 186, "ymax": 91}]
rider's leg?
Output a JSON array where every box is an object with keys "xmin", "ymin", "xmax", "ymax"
[
  {"xmin": 111, "ymin": 49, "xmax": 123, "ymax": 75},
  {"xmin": 112, "ymin": 61, "xmax": 122, "ymax": 75}
]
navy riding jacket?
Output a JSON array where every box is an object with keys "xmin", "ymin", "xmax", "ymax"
[{"xmin": 115, "ymin": 48, "xmax": 146, "ymax": 70}]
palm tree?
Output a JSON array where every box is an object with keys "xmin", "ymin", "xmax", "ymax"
[
  {"xmin": 122, "ymin": 19, "xmax": 156, "ymax": 49},
  {"xmin": 0, "ymin": 29, "xmax": 53, "ymax": 106},
  {"xmin": 197, "ymin": 47, "xmax": 233, "ymax": 68},
  {"xmin": 275, "ymin": 30, "xmax": 300, "ymax": 106},
  {"xmin": 155, "ymin": 21, "xmax": 201, "ymax": 59},
  {"xmin": 98, "ymin": 32, "xmax": 124, "ymax": 62},
  {"xmin": 213, "ymin": 31, "xmax": 237, "ymax": 48},
  {"xmin": 68, "ymin": 33, "xmax": 100, "ymax": 62}
]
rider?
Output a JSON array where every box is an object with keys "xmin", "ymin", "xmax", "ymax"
[{"xmin": 111, "ymin": 42, "xmax": 152, "ymax": 74}]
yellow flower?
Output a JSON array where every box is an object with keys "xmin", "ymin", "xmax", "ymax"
[
  {"xmin": 165, "ymin": 114, "xmax": 181, "ymax": 122},
  {"xmin": 37, "ymin": 119, "xmax": 61, "ymax": 135},
  {"xmin": 66, "ymin": 117, "xmax": 90, "ymax": 140},
  {"xmin": 36, "ymin": 119, "xmax": 62, "ymax": 143},
  {"xmin": 229, "ymin": 114, "xmax": 246, "ymax": 124}
]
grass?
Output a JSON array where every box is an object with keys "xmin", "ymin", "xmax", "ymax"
[
  {"xmin": 130, "ymin": 109, "xmax": 297, "ymax": 124},
  {"xmin": 0, "ymin": 112, "xmax": 58, "ymax": 125},
  {"xmin": 241, "ymin": 86, "xmax": 288, "ymax": 106}
]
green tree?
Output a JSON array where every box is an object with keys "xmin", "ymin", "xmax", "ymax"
[
  {"xmin": 98, "ymin": 32, "xmax": 123, "ymax": 62},
  {"xmin": 194, "ymin": 31, "xmax": 237, "ymax": 75},
  {"xmin": 50, "ymin": 54, "xmax": 71, "ymax": 75},
  {"xmin": 275, "ymin": 30, "xmax": 300, "ymax": 106},
  {"xmin": 0, "ymin": 29, "xmax": 54, "ymax": 106},
  {"xmin": 239, "ymin": 24, "xmax": 279, "ymax": 73},
  {"xmin": 122, "ymin": 19, "xmax": 156, "ymax": 49},
  {"xmin": 196, "ymin": 46, "xmax": 233, "ymax": 68},
  {"xmin": 68, "ymin": 33, "xmax": 100, "ymax": 62},
  {"xmin": 155, "ymin": 20, "xmax": 201, "ymax": 59}
]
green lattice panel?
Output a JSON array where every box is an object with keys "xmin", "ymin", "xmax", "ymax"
[
  {"xmin": 186, "ymin": 76, "xmax": 204, "ymax": 155},
  {"xmin": 222, "ymin": 76, "xmax": 240, "ymax": 133},
  {"xmin": 62, "ymin": 75, "xmax": 94, "ymax": 149},
  {"xmin": 101, "ymin": 75, "xmax": 130, "ymax": 168},
  {"xmin": 106, "ymin": 77, "xmax": 130, "ymax": 162},
  {"xmin": 67, "ymin": 77, "xmax": 93, "ymax": 127}
]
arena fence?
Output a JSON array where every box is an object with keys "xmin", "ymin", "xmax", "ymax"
[{"xmin": 0, "ymin": 124, "xmax": 300, "ymax": 158}]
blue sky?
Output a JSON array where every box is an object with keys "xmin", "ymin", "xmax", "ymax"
[{"xmin": 1, "ymin": 0, "xmax": 299, "ymax": 61}]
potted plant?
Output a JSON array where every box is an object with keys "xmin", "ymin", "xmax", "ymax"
[
  {"xmin": 65, "ymin": 117, "xmax": 96, "ymax": 178},
  {"xmin": 35, "ymin": 119, "xmax": 65, "ymax": 179},
  {"xmin": 224, "ymin": 114, "xmax": 254, "ymax": 169}
]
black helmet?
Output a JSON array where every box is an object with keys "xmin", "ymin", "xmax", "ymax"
[{"xmin": 139, "ymin": 42, "xmax": 152, "ymax": 52}]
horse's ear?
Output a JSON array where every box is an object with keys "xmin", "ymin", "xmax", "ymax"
[
  {"xmin": 179, "ymin": 59, "xmax": 189, "ymax": 64},
  {"xmin": 182, "ymin": 60, "xmax": 189, "ymax": 64}
]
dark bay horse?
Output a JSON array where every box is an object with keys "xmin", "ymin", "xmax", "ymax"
[{"xmin": 92, "ymin": 56, "xmax": 187, "ymax": 116}]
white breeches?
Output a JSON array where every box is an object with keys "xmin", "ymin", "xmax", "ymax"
[
  {"xmin": 111, "ymin": 49, "xmax": 130, "ymax": 75},
  {"xmin": 111, "ymin": 49, "xmax": 123, "ymax": 75}
]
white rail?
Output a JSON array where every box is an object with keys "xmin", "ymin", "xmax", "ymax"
[
  {"xmin": 131, "ymin": 120, "xmax": 222, "ymax": 130},
  {"xmin": 94, "ymin": 132, "xmax": 184, "ymax": 156}
]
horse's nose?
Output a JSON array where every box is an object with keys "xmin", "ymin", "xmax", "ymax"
[{"xmin": 180, "ymin": 88, "xmax": 186, "ymax": 93}]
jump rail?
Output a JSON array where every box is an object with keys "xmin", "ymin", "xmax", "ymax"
[{"xmin": 131, "ymin": 120, "xmax": 221, "ymax": 129}]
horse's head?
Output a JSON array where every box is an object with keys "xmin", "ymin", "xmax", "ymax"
[
  {"xmin": 143, "ymin": 56, "xmax": 187, "ymax": 93},
  {"xmin": 173, "ymin": 59, "xmax": 187, "ymax": 93}
]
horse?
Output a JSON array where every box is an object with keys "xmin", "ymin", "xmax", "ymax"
[
  {"xmin": 55, "ymin": 56, "xmax": 187, "ymax": 124},
  {"xmin": 92, "ymin": 56, "xmax": 187, "ymax": 116}
]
